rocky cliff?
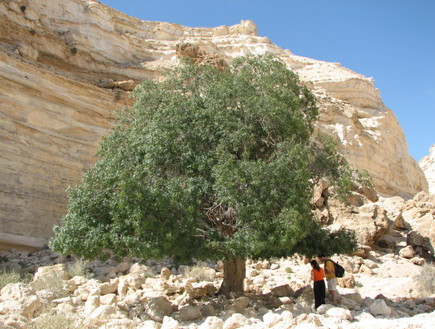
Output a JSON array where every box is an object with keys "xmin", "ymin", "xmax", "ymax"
[
  {"xmin": 0, "ymin": 0, "xmax": 428, "ymax": 250},
  {"xmin": 420, "ymin": 145, "xmax": 435, "ymax": 195}
]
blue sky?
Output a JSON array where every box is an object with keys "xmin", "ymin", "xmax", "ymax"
[{"xmin": 100, "ymin": 0, "xmax": 434, "ymax": 161}]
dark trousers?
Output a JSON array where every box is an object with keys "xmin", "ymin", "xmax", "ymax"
[{"xmin": 313, "ymin": 280, "xmax": 326, "ymax": 309}]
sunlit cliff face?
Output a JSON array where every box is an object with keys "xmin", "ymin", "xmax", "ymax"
[{"xmin": 0, "ymin": 0, "xmax": 428, "ymax": 249}]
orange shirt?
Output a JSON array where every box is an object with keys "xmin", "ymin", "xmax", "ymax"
[{"xmin": 312, "ymin": 268, "xmax": 325, "ymax": 282}]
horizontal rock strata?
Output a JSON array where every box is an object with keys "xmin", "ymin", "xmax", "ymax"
[{"xmin": 0, "ymin": 0, "xmax": 428, "ymax": 249}]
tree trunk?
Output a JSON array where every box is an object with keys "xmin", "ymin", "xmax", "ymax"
[{"xmin": 218, "ymin": 258, "xmax": 246, "ymax": 296}]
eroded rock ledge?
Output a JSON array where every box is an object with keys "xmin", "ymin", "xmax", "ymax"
[{"xmin": 0, "ymin": 0, "xmax": 428, "ymax": 249}]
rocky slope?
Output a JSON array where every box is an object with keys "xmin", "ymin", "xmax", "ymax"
[
  {"xmin": 420, "ymin": 145, "xmax": 435, "ymax": 195},
  {"xmin": 1, "ymin": 188, "xmax": 434, "ymax": 328},
  {"xmin": 0, "ymin": 0, "xmax": 429, "ymax": 250},
  {"xmin": 0, "ymin": 244, "xmax": 434, "ymax": 329}
]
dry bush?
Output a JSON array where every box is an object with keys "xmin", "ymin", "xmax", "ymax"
[
  {"xmin": 29, "ymin": 311, "xmax": 72, "ymax": 329},
  {"xmin": 0, "ymin": 268, "xmax": 21, "ymax": 289},
  {"xmin": 29, "ymin": 310, "xmax": 92, "ymax": 329},
  {"xmin": 30, "ymin": 272, "xmax": 68, "ymax": 298},
  {"xmin": 182, "ymin": 265, "xmax": 216, "ymax": 282},
  {"xmin": 416, "ymin": 262, "xmax": 435, "ymax": 297},
  {"xmin": 67, "ymin": 258, "xmax": 93, "ymax": 279},
  {"xmin": 0, "ymin": 267, "xmax": 31, "ymax": 289}
]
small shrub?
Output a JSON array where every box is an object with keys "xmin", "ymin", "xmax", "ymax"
[
  {"xmin": 29, "ymin": 310, "xmax": 86, "ymax": 329},
  {"xmin": 30, "ymin": 272, "xmax": 68, "ymax": 298},
  {"xmin": 0, "ymin": 268, "xmax": 21, "ymax": 289},
  {"xmin": 20, "ymin": 5, "xmax": 27, "ymax": 13},
  {"xmin": 70, "ymin": 47, "xmax": 77, "ymax": 55},
  {"xmin": 182, "ymin": 265, "xmax": 215, "ymax": 282},
  {"xmin": 356, "ymin": 169, "xmax": 374, "ymax": 188},
  {"xmin": 285, "ymin": 267, "xmax": 293, "ymax": 274},
  {"xmin": 416, "ymin": 263, "xmax": 435, "ymax": 298},
  {"xmin": 67, "ymin": 259, "xmax": 93, "ymax": 279},
  {"xmin": 0, "ymin": 267, "xmax": 31, "ymax": 289},
  {"xmin": 355, "ymin": 282, "xmax": 363, "ymax": 288}
]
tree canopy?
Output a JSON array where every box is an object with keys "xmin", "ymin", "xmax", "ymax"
[{"xmin": 50, "ymin": 54, "xmax": 356, "ymax": 267}]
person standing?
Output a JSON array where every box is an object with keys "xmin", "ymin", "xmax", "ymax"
[
  {"xmin": 318, "ymin": 254, "xmax": 338, "ymax": 305},
  {"xmin": 310, "ymin": 259, "xmax": 325, "ymax": 310}
]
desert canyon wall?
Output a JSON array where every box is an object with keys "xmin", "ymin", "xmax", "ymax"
[
  {"xmin": 0, "ymin": 0, "xmax": 429, "ymax": 250},
  {"xmin": 420, "ymin": 145, "xmax": 435, "ymax": 195}
]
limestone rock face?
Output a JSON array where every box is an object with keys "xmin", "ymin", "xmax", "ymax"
[
  {"xmin": 402, "ymin": 192, "xmax": 435, "ymax": 253},
  {"xmin": 328, "ymin": 202, "xmax": 391, "ymax": 246},
  {"xmin": 420, "ymin": 145, "xmax": 435, "ymax": 195},
  {"xmin": 0, "ymin": 0, "xmax": 428, "ymax": 249}
]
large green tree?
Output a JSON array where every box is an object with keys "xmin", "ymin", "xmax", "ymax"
[{"xmin": 50, "ymin": 54, "xmax": 356, "ymax": 295}]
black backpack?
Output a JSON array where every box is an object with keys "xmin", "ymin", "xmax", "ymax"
[{"xmin": 327, "ymin": 259, "xmax": 345, "ymax": 278}]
